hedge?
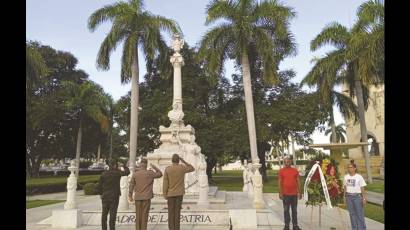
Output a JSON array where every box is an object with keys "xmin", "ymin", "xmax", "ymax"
[
  {"xmin": 83, "ymin": 183, "xmax": 98, "ymax": 195},
  {"xmin": 39, "ymin": 169, "xmax": 104, "ymax": 177},
  {"xmin": 271, "ymin": 160, "xmax": 311, "ymax": 165},
  {"xmin": 26, "ymin": 175, "xmax": 101, "ymax": 196}
]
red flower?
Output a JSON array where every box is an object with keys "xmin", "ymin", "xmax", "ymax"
[
  {"xmin": 328, "ymin": 186, "xmax": 339, "ymax": 198},
  {"xmin": 311, "ymin": 168, "xmax": 320, "ymax": 182}
]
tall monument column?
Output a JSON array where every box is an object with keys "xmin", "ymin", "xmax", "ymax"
[
  {"xmin": 170, "ymin": 34, "xmax": 184, "ymax": 110},
  {"xmin": 147, "ymin": 34, "xmax": 206, "ymax": 196}
]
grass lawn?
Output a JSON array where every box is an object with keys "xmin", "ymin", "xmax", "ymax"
[
  {"xmin": 27, "ymin": 175, "xmax": 100, "ymax": 186},
  {"xmin": 211, "ymin": 171, "xmax": 279, "ymax": 193},
  {"xmin": 338, "ymin": 203, "xmax": 384, "ymax": 223},
  {"xmin": 366, "ymin": 180, "xmax": 384, "ymax": 194},
  {"xmin": 26, "ymin": 199, "xmax": 64, "ymax": 209}
]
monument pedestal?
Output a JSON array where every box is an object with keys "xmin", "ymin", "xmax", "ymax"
[
  {"xmin": 79, "ymin": 191, "xmax": 283, "ymax": 228},
  {"xmin": 51, "ymin": 209, "xmax": 82, "ymax": 228}
]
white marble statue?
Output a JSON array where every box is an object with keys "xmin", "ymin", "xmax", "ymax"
[
  {"xmin": 246, "ymin": 163, "xmax": 254, "ymax": 198},
  {"xmin": 180, "ymin": 135, "xmax": 204, "ymax": 194},
  {"xmin": 168, "ymin": 102, "xmax": 184, "ymax": 127},
  {"xmin": 171, "ymin": 33, "xmax": 184, "ymax": 53},
  {"xmin": 242, "ymin": 160, "xmax": 249, "ymax": 192},
  {"xmin": 118, "ymin": 163, "xmax": 129, "ymax": 210},
  {"xmin": 252, "ymin": 167, "xmax": 264, "ymax": 207},
  {"xmin": 197, "ymin": 155, "xmax": 209, "ymax": 206},
  {"xmin": 64, "ymin": 160, "xmax": 77, "ymax": 209}
]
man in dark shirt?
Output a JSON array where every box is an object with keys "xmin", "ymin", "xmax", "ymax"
[{"xmin": 95, "ymin": 160, "xmax": 130, "ymax": 230}]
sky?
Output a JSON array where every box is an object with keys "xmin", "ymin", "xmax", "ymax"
[{"xmin": 26, "ymin": 0, "xmax": 367, "ymax": 150}]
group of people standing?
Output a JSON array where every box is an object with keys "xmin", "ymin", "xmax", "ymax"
[
  {"xmin": 95, "ymin": 153, "xmax": 194, "ymax": 230},
  {"xmin": 95, "ymin": 154, "xmax": 368, "ymax": 230},
  {"xmin": 278, "ymin": 157, "xmax": 368, "ymax": 230}
]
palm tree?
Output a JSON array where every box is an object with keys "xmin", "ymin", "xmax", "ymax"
[
  {"xmin": 325, "ymin": 123, "xmax": 346, "ymax": 143},
  {"xmin": 88, "ymin": 0, "xmax": 181, "ymax": 171},
  {"xmin": 301, "ymin": 51, "xmax": 359, "ymax": 144},
  {"xmin": 63, "ymin": 81, "xmax": 110, "ymax": 176},
  {"xmin": 309, "ymin": 0, "xmax": 384, "ymax": 183},
  {"xmin": 198, "ymin": 0, "xmax": 296, "ymax": 168}
]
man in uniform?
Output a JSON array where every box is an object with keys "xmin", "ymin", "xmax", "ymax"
[
  {"xmin": 128, "ymin": 158, "xmax": 162, "ymax": 230},
  {"xmin": 163, "ymin": 154, "xmax": 194, "ymax": 230}
]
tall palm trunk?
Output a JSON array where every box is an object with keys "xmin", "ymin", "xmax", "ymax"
[
  {"xmin": 129, "ymin": 45, "xmax": 139, "ymax": 172},
  {"xmin": 75, "ymin": 117, "xmax": 83, "ymax": 177},
  {"xmin": 241, "ymin": 52, "xmax": 259, "ymax": 163},
  {"xmin": 330, "ymin": 108, "xmax": 338, "ymax": 143},
  {"xmin": 290, "ymin": 135, "xmax": 296, "ymax": 166},
  {"xmin": 109, "ymin": 127, "xmax": 113, "ymax": 163},
  {"xmin": 354, "ymin": 78, "xmax": 373, "ymax": 183},
  {"xmin": 97, "ymin": 144, "xmax": 101, "ymax": 163}
]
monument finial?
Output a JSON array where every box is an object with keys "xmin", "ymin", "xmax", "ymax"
[{"xmin": 172, "ymin": 33, "xmax": 184, "ymax": 53}]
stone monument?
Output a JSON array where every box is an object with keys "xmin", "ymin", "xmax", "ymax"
[
  {"xmin": 197, "ymin": 155, "xmax": 209, "ymax": 206},
  {"xmin": 64, "ymin": 159, "xmax": 78, "ymax": 209},
  {"xmin": 147, "ymin": 34, "xmax": 207, "ymax": 196},
  {"xmin": 246, "ymin": 162, "xmax": 254, "ymax": 199},
  {"xmin": 118, "ymin": 163, "xmax": 129, "ymax": 210},
  {"xmin": 51, "ymin": 159, "xmax": 82, "ymax": 228}
]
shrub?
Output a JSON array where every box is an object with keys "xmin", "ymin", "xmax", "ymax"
[
  {"xmin": 26, "ymin": 175, "xmax": 101, "ymax": 195},
  {"xmin": 79, "ymin": 160, "xmax": 93, "ymax": 169},
  {"xmin": 83, "ymin": 183, "xmax": 98, "ymax": 195}
]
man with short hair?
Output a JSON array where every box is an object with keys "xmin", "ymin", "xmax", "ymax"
[
  {"xmin": 95, "ymin": 160, "xmax": 130, "ymax": 230},
  {"xmin": 163, "ymin": 154, "xmax": 195, "ymax": 230},
  {"xmin": 128, "ymin": 158, "xmax": 162, "ymax": 230},
  {"xmin": 278, "ymin": 157, "xmax": 302, "ymax": 230}
]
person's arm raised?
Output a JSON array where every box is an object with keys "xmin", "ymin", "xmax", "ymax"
[
  {"xmin": 150, "ymin": 163, "xmax": 163, "ymax": 178},
  {"xmin": 180, "ymin": 157, "xmax": 195, "ymax": 173}
]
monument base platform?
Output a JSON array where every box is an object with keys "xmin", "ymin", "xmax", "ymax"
[{"xmin": 38, "ymin": 191, "xmax": 283, "ymax": 229}]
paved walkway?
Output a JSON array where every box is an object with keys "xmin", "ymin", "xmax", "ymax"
[
  {"xmin": 27, "ymin": 191, "xmax": 384, "ymax": 230},
  {"xmin": 366, "ymin": 191, "xmax": 384, "ymax": 206}
]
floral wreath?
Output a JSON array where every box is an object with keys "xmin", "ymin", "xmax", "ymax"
[{"xmin": 304, "ymin": 154, "xmax": 344, "ymax": 207}]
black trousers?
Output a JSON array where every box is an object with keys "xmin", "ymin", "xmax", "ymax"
[
  {"xmin": 282, "ymin": 195, "xmax": 298, "ymax": 226},
  {"xmin": 102, "ymin": 197, "xmax": 119, "ymax": 230}
]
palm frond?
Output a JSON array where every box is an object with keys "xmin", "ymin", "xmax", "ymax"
[
  {"xmin": 311, "ymin": 22, "xmax": 350, "ymax": 51},
  {"xmin": 252, "ymin": 0, "xmax": 296, "ymax": 40},
  {"xmin": 197, "ymin": 23, "xmax": 235, "ymax": 77},
  {"xmin": 96, "ymin": 21, "xmax": 129, "ymax": 71},
  {"xmin": 87, "ymin": 1, "xmax": 132, "ymax": 32},
  {"xmin": 334, "ymin": 91, "xmax": 359, "ymax": 123},
  {"xmin": 205, "ymin": 0, "xmax": 238, "ymax": 26},
  {"xmin": 120, "ymin": 33, "xmax": 138, "ymax": 84}
]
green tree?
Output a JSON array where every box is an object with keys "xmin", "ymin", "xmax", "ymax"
[
  {"xmin": 26, "ymin": 41, "xmax": 48, "ymax": 91},
  {"xmin": 310, "ymin": 0, "xmax": 384, "ymax": 183},
  {"xmin": 301, "ymin": 51, "xmax": 359, "ymax": 144},
  {"xmin": 198, "ymin": 0, "xmax": 296, "ymax": 171},
  {"xmin": 62, "ymin": 81, "xmax": 110, "ymax": 176},
  {"xmin": 26, "ymin": 42, "xmax": 89, "ymax": 177},
  {"xmin": 88, "ymin": 0, "xmax": 181, "ymax": 170}
]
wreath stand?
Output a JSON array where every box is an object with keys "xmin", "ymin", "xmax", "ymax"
[
  {"xmin": 336, "ymin": 204, "xmax": 347, "ymax": 230},
  {"xmin": 309, "ymin": 203, "xmax": 322, "ymax": 230}
]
